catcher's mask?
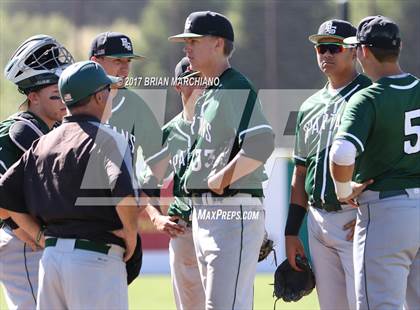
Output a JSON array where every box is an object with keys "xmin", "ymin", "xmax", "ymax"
[{"xmin": 4, "ymin": 34, "xmax": 74, "ymax": 95}]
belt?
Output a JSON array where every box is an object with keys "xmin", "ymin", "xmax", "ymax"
[
  {"xmin": 357, "ymin": 189, "xmax": 411, "ymax": 205},
  {"xmin": 190, "ymin": 192, "xmax": 263, "ymax": 206},
  {"xmin": 45, "ymin": 238, "xmax": 111, "ymax": 255},
  {"xmin": 378, "ymin": 189, "xmax": 408, "ymax": 200},
  {"xmin": 310, "ymin": 201, "xmax": 344, "ymax": 212}
]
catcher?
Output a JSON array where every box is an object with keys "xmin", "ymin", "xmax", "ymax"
[{"xmin": 0, "ymin": 34, "xmax": 73, "ymax": 309}]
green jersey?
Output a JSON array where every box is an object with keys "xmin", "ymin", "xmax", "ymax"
[
  {"xmin": 159, "ymin": 113, "xmax": 195, "ymax": 220},
  {"xmin": 336, "ymin": 73, "xmax": 420, "ymax": 191},
  {"xmin": 0, "ymin": 111, "xmax": 50, "ymax": 176},
  {"xmin": 294, "ymin": 74, "xmax": 371, "ymax": 208},
  {"xmin": 0, "ymin": 111, "xmax": 50, "ymax": 226},
  {"xmin": 107, "ymin": 88, "xmax": 163, "ymax": 175},
  {"xmin": 182, "ymin": 68, "xmax": 273, "ymax": 196}
]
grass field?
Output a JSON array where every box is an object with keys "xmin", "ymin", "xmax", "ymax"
[{"xmin": 1, "ymin": 274, "xmax": 319, "ymax": 309}]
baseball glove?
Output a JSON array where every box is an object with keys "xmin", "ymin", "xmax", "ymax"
[
  {"xmin": 273, "ymin": 255, "xmax": 315, "ymax": 304},
  {"xmin": 126, "ymin": 234, "xmax": 143, "ymax": 285},
  {"xmin": 258, "ymin": 231, "xmax": 275, "ymax": 262}
]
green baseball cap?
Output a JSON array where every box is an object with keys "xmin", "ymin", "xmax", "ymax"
[{"xmin": 59, "ymin": 60, "xmax": 120, "ymax": 106}]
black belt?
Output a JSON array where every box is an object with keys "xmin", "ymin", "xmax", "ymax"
[
  {"xmin": 190, "ymin": 192, "xmax": 263, "ymax": 199},
  {"xmin": 190, "ymin": 188, "xmax": 263, "ymax": 198},
  {"xmin": 312, "ymin": 190, "xmax": 409, "ymax": 211},
  {"xmin": 378, "ymin": 189, "xmax": 408, "ymax": 200},
  {"xmin": 310, "ymin": 201, "xmax": 343, "ymax": 212},
  {"xmin": 45, "ymin": 238, "xmax": 111, "ymax": 255}
]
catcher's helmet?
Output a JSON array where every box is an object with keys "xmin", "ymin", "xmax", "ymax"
[{"xmin": 4, "ymin": 34, "xmax": 74, "ymax": 94}]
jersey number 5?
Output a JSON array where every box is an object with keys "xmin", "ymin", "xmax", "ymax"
[{"xmin": 404, "ymin": 109, "xmax": 420, "ymax": 154}]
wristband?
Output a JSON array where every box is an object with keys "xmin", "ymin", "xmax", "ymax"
[
  {"xmin": 285, "ymin": 203, "xmax": 307, "ymax": 236},
  {"xmin": 3, "ymin": 217, "xmax": 19, "ymax": 230},
  {"xmin": 334, "ymin": 180, "xmax": 352, "ymax": 200}
]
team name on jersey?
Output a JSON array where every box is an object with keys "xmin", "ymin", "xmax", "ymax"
[
  {"xmin": 302, "ymin": 111, "xmax": 340, "ymax": 144},
  {"xmin": 170, "ymin": 149, "xmax": 189, "ymax": 172},
  {"xmin": 198, "ymin": 117, "xmax": 212, "ymax": 143}
]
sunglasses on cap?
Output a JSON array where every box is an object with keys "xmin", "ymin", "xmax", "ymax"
[{"xmin": 315, "ymin": 43, "xmax": 348, "ymax": 54}]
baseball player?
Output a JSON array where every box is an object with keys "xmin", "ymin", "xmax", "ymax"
[
  {"xmin": 89, "ymin": 32, "xmax": 163, "ymax": 173},
  {"xmin": 330, "ymin": 16, "xmax": 420, "ymax": 310},
  {"xmin": 147, "ymin": 57, "xmax": 205, "ymax": 309},
  {"xmin": 284, "ymin": 20, "xmax": 371, "ymax": 310},
  {"xmin": 0, "ymin": 60, "xmax": 139, "ymax": 309},
  {"xmin": 0, "ymin": 34, "xmax": 73, "ymax": 309},
  {"xmin": 169, "ymin": 11, "xmax": 275, "ymax": 309},
  {"xmin": 90, "ymin": 32, "xmax": 174, "ymax": 275}
]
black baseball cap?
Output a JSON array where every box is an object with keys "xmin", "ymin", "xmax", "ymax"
[
  {"xmin": 174, "ymin": 57, "xmax": 200, "ymax": 79},
  {"xmin": 89, "ymin": 32, "xmax": 145, "ymax": 59},
  {"xmin": 309, "ymin": 19, "xmax": 356, "ymax": 43},
  {"xmin": 168, "ymin": 11, "xmax": 234, "ymax": 42},
  {"xmin": 344, "ymin": 16, "xmax": 401, "ymax": 49}
]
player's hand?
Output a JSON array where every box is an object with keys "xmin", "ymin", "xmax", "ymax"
[
  {"xmin": 285, "ymin": 235, "xmax": 306, "ymax": 272},
  {"xmin": 207, "ymin": 175, "xmax": 224, "ymax": 195},
  {"xmin": 13, "ymin": 228, "xmax": 41, "ymax": 251},
  {"xmin": 112, "ymin": 228, "xmax": 137, "ymax": 262},
  {"xmin": 152, "ymin": 215, "xmax": 185, "ymax": 238},
  {"xmin": 343, "ymin": 218, "xmax": 356, "ymax": 241},
  {"xmin": 339, "ymin": 179, "xmax": 374, "ymax": 207}
]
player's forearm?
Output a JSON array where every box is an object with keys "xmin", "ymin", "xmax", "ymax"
[
  {"xmin": 290, "ymin": 165, "xmax": 308, "ymax": 209},
  {"xmin": 330, "ymin": 162, "xmax": 355, "ymax": 182},
  {"xmin": 7, "ymin": 210, "xmax": 41, "ymax": 239},
  {"xmin": 329, "ymin": 139, "xmax": 358, "ymax": 199},
  {"xmin": 284, "ymin": 165, "xmax": 308, "ymax": 237},
  {"xmin": 142, "ymin": 202, "xmax": 163, "ymax": 221},
  {"xmin": 329, "ymin": 139, "xmax": 357, "ymax": 182},
  {"xmin": 116, "ymin": 195, "xmax": 139, "ymax": 233},
  {"xmin": 208, "ymin": 153, "xmax": 262, "ymax": 192}
]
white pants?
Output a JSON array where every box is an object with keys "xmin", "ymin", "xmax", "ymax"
[
  {"xmin": 192, "ymin": 196, "xmax": 265, "ymax": 310},
  {"xmin": 355, "ymin": 190, "xmax": 420, "ymax": 310},
  {"xmin": 0, "ymin": 228, "xmax": 42, "ymax": 310},
  {"xmin": 169, "ymin": 228, "xmax": 205, "ymax": 310},
  {"xmin": 37, "ymin": 238, "xmax": 128, "ymax": 310},
  {"xmin": 308, "ymin": 206, "xmax": 357, "ymax": 310}
]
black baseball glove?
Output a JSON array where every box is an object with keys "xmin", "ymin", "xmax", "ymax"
[
  {"xmin": 126, "ymin": 234, "xmax": 143, "ymax": 285},
  {"xmin": 273, "ymin": 255, "xmax": 315, "ymax": 303}
]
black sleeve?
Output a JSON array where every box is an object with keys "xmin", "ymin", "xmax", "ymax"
[
  {"xmin": 0, "ymin": 156, "xmax": 28, "ymax": 213},
  {"xmin": 9, "ymin": 120, "xmax": 42, "ymax": 152},
  {"xmin": 240, "ymin": 131, "xmax": 275, "ymax": 162}
]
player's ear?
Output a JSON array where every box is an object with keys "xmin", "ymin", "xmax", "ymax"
[
  {"xmin": 93, "ymin": 91, "xmax": 104, "ymax": 106},
  {"xmin": 214, "ymin": 37, "xmax": 224, "ymax": 51},
  {"xmin": 27, "ymin": 91, "xmax": 40, "ymax": 106}
]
